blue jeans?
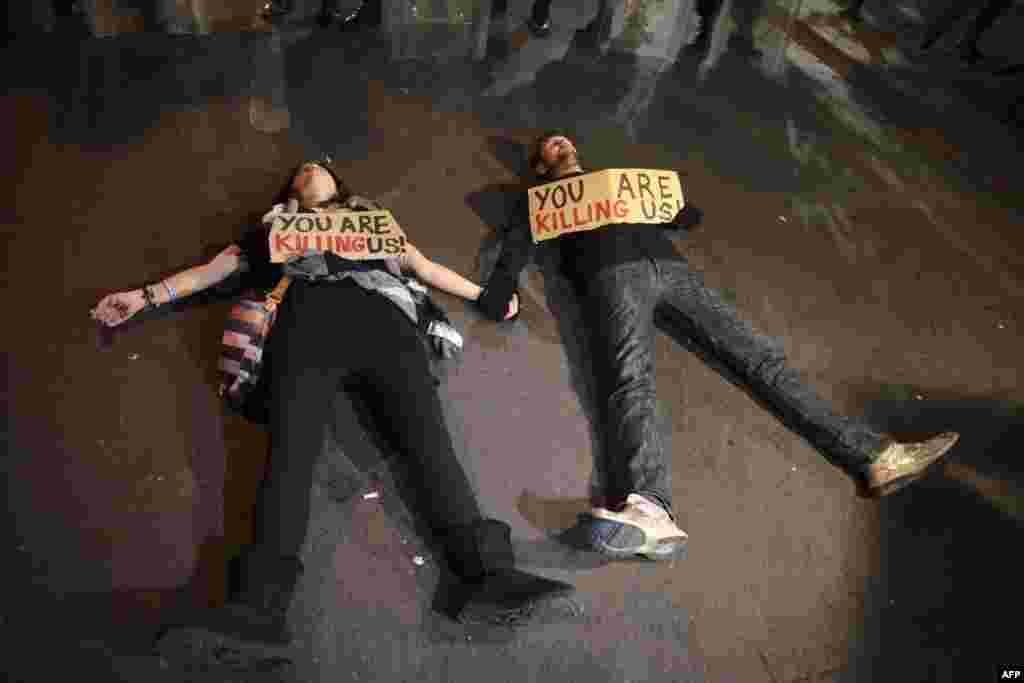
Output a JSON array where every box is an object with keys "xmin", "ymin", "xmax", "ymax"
[{"xmin": 580, "ymin": 257, "xmax": 891, "ymax": 516}]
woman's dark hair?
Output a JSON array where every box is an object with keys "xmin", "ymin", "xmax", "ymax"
[
  {"xmin": 527, "ymin": 129, "xmax": 580, "ymax": 182},
  {"xmin": 272, "ymin": 158, "xmax": 353, "ymax": 207}
]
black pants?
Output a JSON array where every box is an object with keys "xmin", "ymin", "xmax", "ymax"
[
  {"xmin": 256, "ymin": 280, "xmax": 491, "ymax": 576},
  {"xmin": 695, "ymin": 0, "xmax": 764, "ymax": 43},
  {"xmin": 581, "ymin": 258, "xmax": 891, "ymax": 515},
  {"xmin": 531, "ymin": 0, "xmax": 553, "ymax": 25}
]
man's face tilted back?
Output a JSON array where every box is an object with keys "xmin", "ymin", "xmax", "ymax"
[{"xmin": 536, "ymin": 135, "xmax": 582, "ymax": 180}]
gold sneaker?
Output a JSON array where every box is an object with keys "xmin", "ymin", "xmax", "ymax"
[
  {"xmin": 589, "ymin": 494, "xmax": 688, "ymax": 560},
  {"xmin": 863, "ymin": 432, "xmax": 960, "ymax": 498}
]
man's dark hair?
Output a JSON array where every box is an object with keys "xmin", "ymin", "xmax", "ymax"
[
  {"xmin": 272, "ymin": 158, "xmax": 353, "ymax": 207},
  {"xmin": 527, "ymin": 129, "xmax": 580, "ymax": 182}
]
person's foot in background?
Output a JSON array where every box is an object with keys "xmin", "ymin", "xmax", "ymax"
[
  {"xmin": 525, "ymin": 17, "xmax": 551, "ymax": 37},
  {"xmin": 526, "ymin": 0, "xmax": 553, "ymax": 37},
  {"xmin": 322, "ymin": 0, "xmax": 382, "ymax": 31},
  {"xmin": 316, "ymin": 0, "xmax": 345, "ymax": 28},
  {"xmin": 261, "ymin": 0, "xmax": 293, "ymax": 21}
]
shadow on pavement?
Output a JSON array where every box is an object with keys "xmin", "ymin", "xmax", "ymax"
[
  {"xmin": 835, "ymin": 388, "xmax": 1024, "ymax": 683},
  {"xmin": 25, "ymin": 33, "xmax": 257, "ymax": 146},
  {"xmin": 463, "ymin": 143, "xmax": 611, "ymax": 510}
]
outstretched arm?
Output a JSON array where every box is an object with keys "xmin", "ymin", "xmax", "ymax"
[
  {"xmin": 91, "ymin": 244, "xmax": 246, "ymax": 326},
  {"xmin": 402, "ymin": 243, "xmax": 519, "ymax": 320},
  {"xmin": 475, "ymin": 195, "xmax": 535, "ymax": 322}
]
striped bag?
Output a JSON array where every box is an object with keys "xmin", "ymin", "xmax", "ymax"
[{"xmin": 217, "ymin": 275, "xmax": 291, "ymax": 421}]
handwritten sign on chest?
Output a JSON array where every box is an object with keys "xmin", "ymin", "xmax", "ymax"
[
  {"xmin": 268, "ymin": 210, "xmax": 408, "ymax": 263},
  {"xmin": 528, "ymin": 169, "xmax": 685, "ymax": 243}
]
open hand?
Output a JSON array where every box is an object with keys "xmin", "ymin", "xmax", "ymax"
[{"xmin": 91, "ymin": 290, "xmax": 145, "ymax": 327}]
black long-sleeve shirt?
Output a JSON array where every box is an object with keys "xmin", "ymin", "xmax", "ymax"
[{"xmin": 477, "ymin": 170, "xmax": 704, "ymax": 321}]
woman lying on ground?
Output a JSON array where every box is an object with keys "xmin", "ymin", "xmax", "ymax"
[{"xmin": 91, "ymin": 159, "xmax": 575, "ymax": 652}]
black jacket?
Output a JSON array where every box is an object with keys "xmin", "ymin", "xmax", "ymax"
[{"xmin": 477, "ymin": 171, "xmax": 703, "ymax": 321}]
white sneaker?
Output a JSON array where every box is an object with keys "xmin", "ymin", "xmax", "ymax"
[{"xmin": 589, "ymin": 494, "xmax": 688, "ymax": 560}]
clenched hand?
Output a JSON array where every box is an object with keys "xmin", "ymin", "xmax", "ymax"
[{"xmin": 504, "ymin": 292, "xmax": 519, "ymax": 320}]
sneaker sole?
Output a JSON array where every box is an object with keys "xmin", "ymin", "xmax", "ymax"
[
  {"xmin": 862, "ymin": 433, "xmax": 959, "ymax": 498},
  {"xmin": 586, "ymin": 513, "xmax": 688, "ymax": 560}
]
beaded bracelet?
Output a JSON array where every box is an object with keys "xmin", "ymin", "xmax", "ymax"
[{"xmin": 141, "ymin": 285, "xmax": 157, "ymax": 310}]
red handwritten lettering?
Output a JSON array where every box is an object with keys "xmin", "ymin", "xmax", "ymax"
[
  {"xmin": 613, "ymin": 200, "xmax": 628, "ymax": 219},
  {"xmin": 273, "ymin": 233, "xmax": 296, "ymax": 253},
  {"xmin": 535, "ymin": 213, "xmax": 551, "ymax": 233},
  {"xmin": 572, "ymin": 206, "xmax": 591, "ymax": 227}
]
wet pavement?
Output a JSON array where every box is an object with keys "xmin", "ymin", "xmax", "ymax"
[{"xmin": 3, "ymin": 0, "xmax": 1023, "ymax": 681}]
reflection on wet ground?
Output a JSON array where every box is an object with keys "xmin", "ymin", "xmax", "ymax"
[{"xmin": 4, "ymin": 0, "xmax": 1023, "ymax": 680}]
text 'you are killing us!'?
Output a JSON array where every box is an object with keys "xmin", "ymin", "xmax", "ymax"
[
  {"xmin": 269, "ymin": 210, "xmax": 408, "ymax": 262},
  {"xmin": 529, "ymin": 169, "xmax": 686, "ymax": 243}
]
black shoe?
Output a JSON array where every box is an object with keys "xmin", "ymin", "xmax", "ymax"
[
  {"xmin": 317, "ymin": 8, "xmax": 345, "ymax": 28},
  {"xmin": 261, "ymin": 1, "xmax": 293, "ymax": 20},
  {"xmin": 525, "ymin": 17, "xmax": 552, "ymax": 38},
  {"xmin": 337, "ymin": 3, "xmax": 382, "ymax": 31},
  {"xmin": 455, "ymin": 568, "xmax": 576, "ymax": 626}
]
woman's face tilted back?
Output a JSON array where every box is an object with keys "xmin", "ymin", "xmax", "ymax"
[{"xmin": 291, "ymin": 162, "xmax": 339, "ymax": 209}]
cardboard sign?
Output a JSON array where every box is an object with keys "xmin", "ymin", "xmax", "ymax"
[
  {"xmin": 528, "ymin": 169, "xmax": 685, "ymax": 243},
  {"xmin": 268, "ymin": 210, "xmax": 408, "ymax": 263}
]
